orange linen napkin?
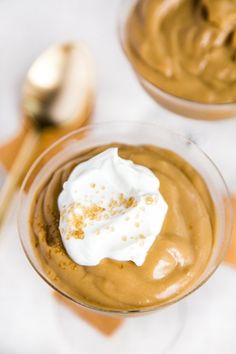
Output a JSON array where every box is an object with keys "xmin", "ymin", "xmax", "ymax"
[{"xmin": 53, "ymin": 292, "xmax": 123, "ymax": 336}]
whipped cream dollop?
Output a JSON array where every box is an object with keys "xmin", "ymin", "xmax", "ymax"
[{"xmin": 58, "ymin": 148, "xmax": 168, "ymax": 266}]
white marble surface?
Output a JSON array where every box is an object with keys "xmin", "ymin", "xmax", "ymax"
[{"xmin": 0, "ymin": 1, "xmax": 236, "ymax": 353}]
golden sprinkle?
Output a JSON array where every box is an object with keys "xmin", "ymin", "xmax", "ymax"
[
  {"xmin": 62, "ymin": 202, "xmax": 105, "ymax": 240},
  {"xmin": 66, "ymin": 229, "xmax": 85, "ymax": 240},
  {"xmin": 139, "ymin": 234, "xmax": 146, "ymax": 240},
  {"xmin": 62, "ymin": 193, "xmax": 138, "ymax": 241},
  {"xmin": 83, "ymin": 204, "xmax": 105, "ymax": 220},
  {"xmin": 145, "ymin": 196, "xmax": 154, "ymax": 205},
  {"xmin": 122, "ymin": 236, "xmax": 127, "ymax": 241},
  {"xmin": 90, "ymin": 183, "xmax": 96, "ymax": 188},
  {"xmin": 126, "ymin": 197, "xmax": 137, "ymax": 208},
  {"xmin": 119, "ymin": 194, "xmax": 137, "ymax": 209},
  {"xmin": 109, "ymin": 199, "xmax": 119, "ymax": 209}
]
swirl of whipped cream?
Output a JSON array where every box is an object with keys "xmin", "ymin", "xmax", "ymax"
[{"xmin": 58, "ymin": 148, "xmax": 168, "ymax": 266}]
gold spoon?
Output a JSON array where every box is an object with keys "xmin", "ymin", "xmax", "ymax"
[{"xmin": 0, "ymin": 42, "xmax": 94, "ymax": 225}]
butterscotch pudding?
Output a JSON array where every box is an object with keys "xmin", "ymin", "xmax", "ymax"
[
  {"xmin": 29, "ymin": 144, "xmax": 215, "ymax": 311},
  {"xmin": 122, "ymin": 0, "xmax": 236, "ymax": 119},
  {"xmin": 18, "ymin": 123, "xmax": 231, "ymax": 314}
]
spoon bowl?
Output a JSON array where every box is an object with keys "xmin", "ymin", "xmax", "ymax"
[
  {"xmin": 23, "ymin": 42, "xmax": 93, "ymax": 129},
  {"xmin": 0, "ymin": 41, "xmax": 94, "ymax": 225}
]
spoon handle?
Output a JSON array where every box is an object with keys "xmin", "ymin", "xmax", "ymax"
[{"xmin": 0, "ymin": 129, "xmax": 39, "ymax": 226}]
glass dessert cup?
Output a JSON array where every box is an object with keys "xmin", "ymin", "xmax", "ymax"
[
  {"xmin": 18, "ymin": 120, "xmax": 232, "ymax": 318},
  {"xmin": 119, "ymin": 0, "xmax": 236, "ymax": 121}
]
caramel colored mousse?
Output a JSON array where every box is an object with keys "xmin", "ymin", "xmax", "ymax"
[
  {"xmin": 125, "ymin": 0, "xmax": 236, "ymax": 104},
  {"xmin": 30, "ymin": 144, "xmax": 216, "ymax": 312}
]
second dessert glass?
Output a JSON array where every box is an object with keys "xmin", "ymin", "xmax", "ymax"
[
  {"xmin": 119, "ymin": 0, "xmax": 236, "ymax": 120},
  {"xmin": 18, "ymin": 121, "xmax": 232, "ymax": 350}
]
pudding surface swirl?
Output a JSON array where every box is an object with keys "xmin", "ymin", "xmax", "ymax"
[{"xmin": 30, "ymin": 144, "xmax": 215, "ymax": 311}]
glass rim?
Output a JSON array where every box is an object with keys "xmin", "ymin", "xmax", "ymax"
[
  {"xmin": 17, "ymin": 120, "xmax": 233, "ymax": 315},
  {"xmin": 118, "ymin": 0, "xmax": 236, "ymax": 110}
]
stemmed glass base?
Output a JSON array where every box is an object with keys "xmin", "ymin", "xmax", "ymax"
[{"xmin": 53, "ymin": 297, "xmax": 187, "ymax": 354}]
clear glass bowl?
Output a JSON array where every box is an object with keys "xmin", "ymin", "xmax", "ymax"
[
  {"xmin": 119, "ymin": 0, "xmax": 236, "ymax": 121},
  {"xmin": 18, "ymin": 121, "xmax": 233, "ymax": 316}
]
